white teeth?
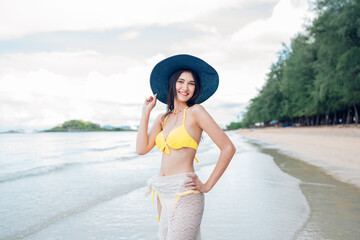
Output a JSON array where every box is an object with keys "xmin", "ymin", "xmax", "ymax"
[{"xmin": 178, "ymin": 91, "xmax": 189, "ymax": 96}]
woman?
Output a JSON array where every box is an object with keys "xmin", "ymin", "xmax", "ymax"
[{"xmin": 136, "ymin": 54, "xmax": 236, "ymax": 239}]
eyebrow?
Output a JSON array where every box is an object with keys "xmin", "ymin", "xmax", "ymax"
[{"xmin": 178, "ymin": 78, "xmax": 195, "ymax": 82}]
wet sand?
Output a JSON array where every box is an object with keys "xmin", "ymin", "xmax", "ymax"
[
  {"xmin": 235, "ymin": 126, "xmax": 360, "ymax": 239},
  {"xmin": 205, "ymin": 133, "xmax": 360, "ymax": 239},
  {"xmin": 257, "ymin": 146, "xmax": 360, "ymax": 239},
  {"xmin": 235, "ymin": 126, "xmax": 360, "ymax": 189}
]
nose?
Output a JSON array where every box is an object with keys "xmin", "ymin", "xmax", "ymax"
[{"xmin": 184, "ymin": 83, "xmax": 189, "ymax": 90}]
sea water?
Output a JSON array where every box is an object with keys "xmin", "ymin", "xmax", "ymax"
[{"xmin": 0, "ymin": 131, "xmax": 310, "ymax": 240}]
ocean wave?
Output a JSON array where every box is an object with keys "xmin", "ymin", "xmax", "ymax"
[
  {"xmin": 0, "ymin": 154, "xmax": 140, "ymax": 183},
  {"xmin": 113, "ymin": 153, "xmax": 139, "ymax": 161},
  {"xmin": 1, "ymin": 181, "xmax": 146, "ymax": 240},
  {"xmin": 0, "ymin": 163, "xmax": 80, "ymax": 183},
  {"xmin": 89, "ymin": 143, "xmax": 131, "ymax": 152},
  {"xmin": 89, "ymin": 146, "xmax": 119, "ymax": 151}
]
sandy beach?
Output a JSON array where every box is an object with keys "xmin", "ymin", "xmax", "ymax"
[{"xmin": 235, "ymin": 125, "xmax": 360, "ymax": 189}]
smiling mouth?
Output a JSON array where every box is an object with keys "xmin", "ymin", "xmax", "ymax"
[{"xmin": 178, "ymin": 91, "xmax": 189, "ymax": 96}]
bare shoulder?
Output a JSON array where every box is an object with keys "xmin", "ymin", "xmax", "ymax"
[
  {"xmin": 188, "ymin": 104, "xmax": 206, "ymax": 114},
  {"xmin": 188, "ymin": 104, "xmax": 209, "ymax": 117},
  {"xmin": 188, "ymin": 104, "xmax": 212, "ymax": 124}
]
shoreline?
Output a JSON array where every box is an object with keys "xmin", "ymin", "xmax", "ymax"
[
  {"xmin": 255, "ymin": 145, "xmax": 360, "ymax": 239},
  {"xmin": 234, "ymin": 125, "xmax": 360, "ymax": 189}
]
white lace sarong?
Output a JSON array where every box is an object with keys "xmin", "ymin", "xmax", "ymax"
[{"xmin": 146, "ymin": 172, "xmax": 205, "ymax": 240}]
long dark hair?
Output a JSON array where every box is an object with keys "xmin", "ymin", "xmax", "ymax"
[{"xmin": 162, "ymin": 69, "xmax": 201, "ymax": 121}]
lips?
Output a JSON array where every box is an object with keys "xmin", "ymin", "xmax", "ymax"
[{"xmin": 178, "ymin": 91, "xmax": 189, "ymax": 96}]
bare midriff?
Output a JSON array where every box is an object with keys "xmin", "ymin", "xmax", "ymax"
[{"xmin": 158, "ymin": 147, "xmax": 196, "ymax": 176}]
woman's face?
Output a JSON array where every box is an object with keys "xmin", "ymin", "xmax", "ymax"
[{"xmin": 175, "ymin": 71, "xmax": 195, "ymax": 103}]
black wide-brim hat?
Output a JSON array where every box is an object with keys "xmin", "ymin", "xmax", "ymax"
[{"xmin": 150, "ymin": 54, "xmax": 219, "ymax": 104}]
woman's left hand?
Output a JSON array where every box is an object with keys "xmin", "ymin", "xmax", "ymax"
[{"xmin": 184, "ymin": 174, "xmax": 210, "ymax": 193}]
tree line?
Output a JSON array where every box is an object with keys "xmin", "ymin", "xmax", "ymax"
[
  {"xmin": 233, "ymin": 0, "xmax": 360, "ymax": 129},
  {"xmin": 43, "ymin": 120, "xmax": 131, "ymax": 132}
]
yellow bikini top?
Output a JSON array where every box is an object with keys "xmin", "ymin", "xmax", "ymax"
[{"xmin": 155, "ymin": 106, "xmax": 199, "ymax": 163}]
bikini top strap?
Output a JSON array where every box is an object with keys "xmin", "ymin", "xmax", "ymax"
[
  {"xmin": 163, "ymin": 113, "xmax": 171, "ymax": 126},
  {"xmin": 183, "ymin": 106, "xmax": 188, "ymax": 125}
]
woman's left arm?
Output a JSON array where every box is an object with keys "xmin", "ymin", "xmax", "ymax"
[{"xmin": 187, "ymin": 104, "xmax": 236, "ymax": 193}]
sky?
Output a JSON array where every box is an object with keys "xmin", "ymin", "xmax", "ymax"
[{"xmin": 0, "ymin": 0, "xmax": 314, "ymax": 132}]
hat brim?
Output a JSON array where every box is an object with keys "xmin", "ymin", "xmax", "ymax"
[{"xmin": 150, "ymin": 54, "xmax": 219, "ymax": 104}]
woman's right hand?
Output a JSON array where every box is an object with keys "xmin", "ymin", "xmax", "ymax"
[{"xmin": 143, "ymin": 94, "xmax": 157, "ymax": 113}]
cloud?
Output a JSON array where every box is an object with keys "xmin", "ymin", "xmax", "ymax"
[
  {"xmin": 0, "ymin": 54, "xmax": 153, "ymax": 102},
  {"xmin": 0, "ymin": 58, "xmax": 247, "ymax": 131},
  {"xmin": 0, "ymin": 0, "xmax": 314, "ymax": 131},
  {"xmin": 202, "ymin": 99, "xmax": 249, "ymax": 127},
  {"xmin": 0, "ymin": 51, "xmax": 144, "ymax": 76},
  {"xmin": 117, "ymin": 31, "xmax": 140, "ymax": 40},
  {"xmin": 172, "ymin": 0, "xmax": 312, "ymax": 57},
  {"xmin": 0, "ymin": 52, "xmax": 158, "ymax": 131},
  {"xmin": 0, "ymin": 0, "xmax": 245, "ymax": 40},
  {"xmin": 0, "ymin": 92, "xmax": 146, "ymax": 131},
  {"xmin": 192, "ymin": 23, "xmax": 218, "ymax": 34},
  {"xmin": 230, "ymin": 0, "xmax": 312, "ymax": 48},
  {"xmin": 171, "ymin": 0, "xmax": 313, "ymax": 102}
]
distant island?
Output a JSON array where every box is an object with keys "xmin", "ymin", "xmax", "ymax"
[
  {"xmin": 43, "ymin": 120, "xmax": 135, "ymax": 132},
  {"xmin": 0, "ymin": 130, "xmax": 26, "ymax": 134}
]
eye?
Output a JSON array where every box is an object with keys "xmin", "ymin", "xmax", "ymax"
[
  {"xmin": 189, "ymin": 82, "xmax": 195, "ymax": 86},
  {"xmin": 177, "ymin": 80, "xmax": 184, "ymax": 84}
]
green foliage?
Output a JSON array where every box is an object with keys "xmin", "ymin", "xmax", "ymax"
[
  {"xmin": 61, "ymin": 120, "xmax": 101, "ymax": 131},
  {"xmin": 226, "ymin": 121, "xmax": 243, "ymax": 130},
  {"xmin": 281, "ymin": 34, "xmax": 317, "ymax": 117},
  {"xmin": 44, "ymin": 120, "xmax": 130, "ymax": 132},
  {"xmin": 336, "ymin": 46, "xmax": 360, "ymax": 105},
  {"xmin": 241, "ymin": 0, "xmax": 360, "ymax": 126}
]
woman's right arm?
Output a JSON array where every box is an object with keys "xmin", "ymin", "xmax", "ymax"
[{"xmin": 136, "ymin": 94, "xmax": 162, "ymax": 155}]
